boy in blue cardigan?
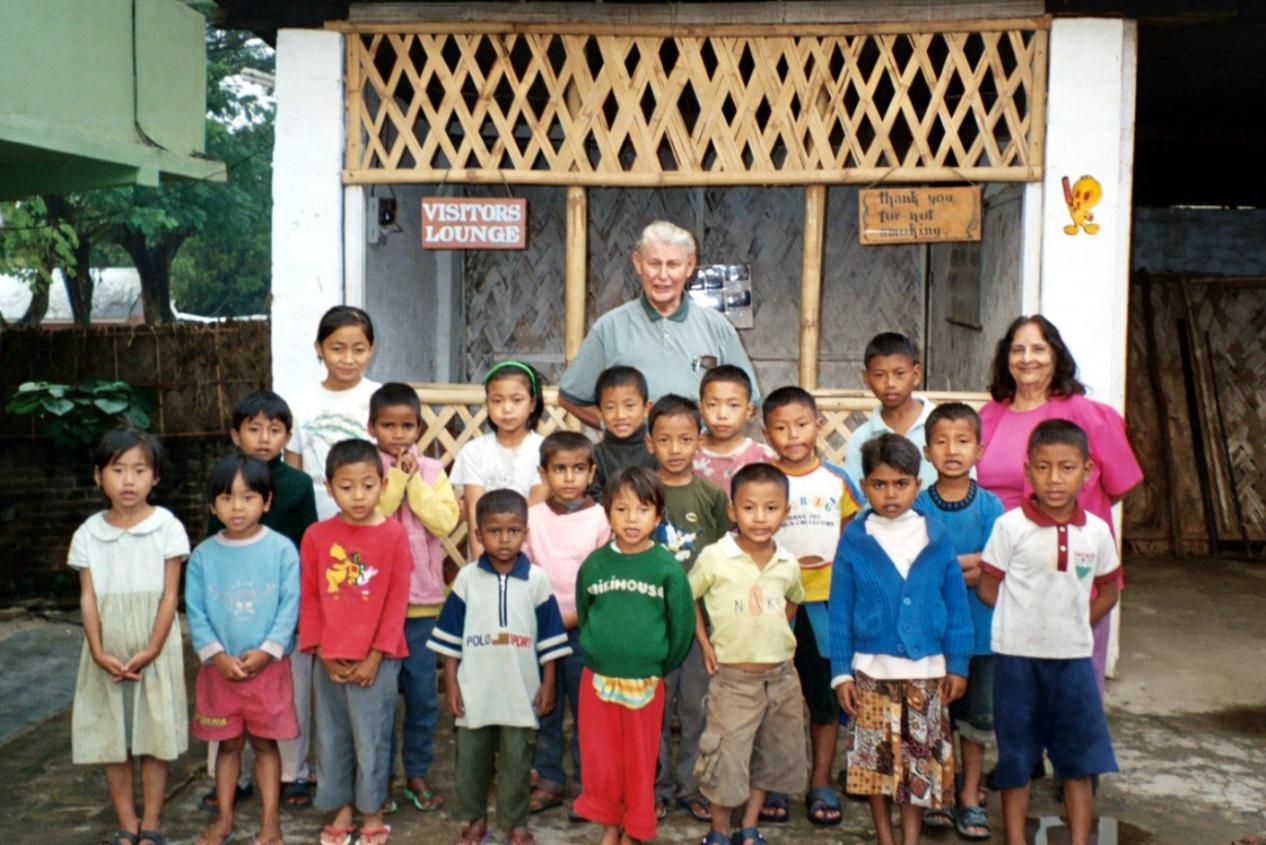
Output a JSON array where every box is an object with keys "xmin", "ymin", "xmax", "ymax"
[{"xmin": 828, "ymin": 433, "xmax": 972, "ymax": 845}]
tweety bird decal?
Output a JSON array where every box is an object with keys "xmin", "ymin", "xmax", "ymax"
[{"xmin": 1062, "ymin": 175, "xmax": 1102, "ymax": 235}]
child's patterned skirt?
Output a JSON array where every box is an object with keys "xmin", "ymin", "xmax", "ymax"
[{"xmin": 844, "ymin": 672, "xmax": 954, "ymax": 808}]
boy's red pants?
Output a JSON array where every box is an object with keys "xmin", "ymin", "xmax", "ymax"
[{"xmin": 573, "ymin": 668, "xmax": 666, "ymax": 841}]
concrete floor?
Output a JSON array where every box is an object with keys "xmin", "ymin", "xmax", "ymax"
[{"xmin": 1, "ymin": 556, "xmax": 1263, "ymax": 845}]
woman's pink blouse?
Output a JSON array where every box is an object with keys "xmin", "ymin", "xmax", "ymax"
[{"xmin": 977, "ymin": 393, "xmax": 1144, "ymax": 533}]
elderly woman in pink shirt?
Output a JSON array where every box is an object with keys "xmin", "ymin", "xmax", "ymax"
[{"xmin": 976, "ymin": 315, "xmax": 1143, "ymax": 693}]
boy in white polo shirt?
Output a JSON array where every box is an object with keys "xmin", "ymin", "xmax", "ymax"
[
  {"xmin": 689, "ymin": 462, "xmax": 807, "ymax": 845},
  {"xmin": 978, "ymin": 419, "xmax": 1120, "ymax": 845}
]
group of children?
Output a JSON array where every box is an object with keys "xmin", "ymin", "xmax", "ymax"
[{"xmin": 71, "ymin": 306, "xmax": 1121, "ymax": 845}]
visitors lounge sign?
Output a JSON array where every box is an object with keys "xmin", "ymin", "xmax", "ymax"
[
  {"xmin": 421, "ymin": 197, "xmax": 528, "ymax": 250},
  {"xmin": 858, "ymin": 187, "xmax": 982, "ymax": 245}
]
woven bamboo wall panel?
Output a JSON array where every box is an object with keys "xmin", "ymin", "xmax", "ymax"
[
  {"xmin": 344, "ymin": 24, "xmax": 1047, "ymax": 186},
  {"xmin": 463, "ymin": 185, "xmax": 568, "ymax": 382},
  {"xmin": 413, "ymin": 383, "xmax": 986, "ymax": 567}
]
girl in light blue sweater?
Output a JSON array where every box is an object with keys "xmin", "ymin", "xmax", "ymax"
[
  {"xmin": 186, "ymin": 454, "xmax": 300, "ymax": 845},
  {"xmin": 827, "ymin": 433, "xmax": 972, "ymax": 845}
]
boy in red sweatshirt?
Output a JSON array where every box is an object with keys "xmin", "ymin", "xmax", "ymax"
[{"xmin": 299, "ymin": 439, "xmax": 411, "ymax": 845}]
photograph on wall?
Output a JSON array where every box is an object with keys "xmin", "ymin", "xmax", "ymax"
[{"xmin": 688, "ymin": 263, "xmax": 753, "ymax": 329}]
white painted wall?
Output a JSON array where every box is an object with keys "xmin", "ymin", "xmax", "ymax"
[
  {"xmin": 1038, "ymin": 18, "xmax": 1138, "ymax": 413},
  {"xmin": 270, "ymin": 29, "xmax": 345, "ymax": 402}
]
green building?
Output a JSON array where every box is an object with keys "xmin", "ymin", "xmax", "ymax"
[{"xmin": 0, "ymin": 0, "xmax": 222, "ymax": 200}]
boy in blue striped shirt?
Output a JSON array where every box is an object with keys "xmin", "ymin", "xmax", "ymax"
[{"xmin": 427, "ymin": 489, "xmax": 571, "ymax": 845}]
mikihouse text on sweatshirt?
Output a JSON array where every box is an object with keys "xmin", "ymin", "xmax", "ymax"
[{"xmin": 575, "ymin": 543, "xmax": 694, "ymax": 679}]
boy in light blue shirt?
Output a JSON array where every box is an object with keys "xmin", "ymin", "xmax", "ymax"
[
  {"xmin": 914, "ymin": 403, "xmax": 1004, "ymax": 838},
  {"xmin": 842, "ymin": 332, "xmax": 938, "ymax": 490}
]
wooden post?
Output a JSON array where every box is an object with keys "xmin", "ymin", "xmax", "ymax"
[
  {"xmin": 799, "ymin": 184, "xmax": 826, "ymax": 390},
  {"xmin": 565, "ymin": 185, "xmax": 587, "ymax": 363}
]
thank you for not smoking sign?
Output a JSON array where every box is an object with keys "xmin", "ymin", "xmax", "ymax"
[
  {"xmin": 421, "ymin": 197, "xmax": 528, "ymax": 250},
  {"xmin": 858, "ymin": 187, "xmax": 981, "ymax": 245}
]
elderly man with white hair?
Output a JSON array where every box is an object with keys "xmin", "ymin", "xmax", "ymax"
[{"xmin": 559, "ymin": 220, "xmax": 760, "ymax": 428}]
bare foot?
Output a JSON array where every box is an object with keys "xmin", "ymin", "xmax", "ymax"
[{"xmin": 598, "ymin": 824, "xmax": 622, "ymax": 845}]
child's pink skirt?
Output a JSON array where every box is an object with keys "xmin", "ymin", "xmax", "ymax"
[{"xmin": 192, "ymin": 656, "xmax": 300, "ymax": 742}]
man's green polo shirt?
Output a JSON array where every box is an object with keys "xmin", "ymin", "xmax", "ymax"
[{"xmin": 559, "ymin": 294, "xmax": 760, "ymax": 405}]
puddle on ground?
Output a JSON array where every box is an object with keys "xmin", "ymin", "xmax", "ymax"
[
  {"xmin": 1028, "ymin": 817, "xmax": 1155, "ymax": 844},
  {"xmin": 1204, "ymin": 705, "xmax": 1266, "ymax": 737}
]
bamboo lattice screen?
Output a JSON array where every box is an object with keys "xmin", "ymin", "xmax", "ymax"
[
  {"xmin": 414, "ymin": 384, "xmax": 989, "ymax": 567},
  {"xmin": 342, "ymin": 22, "xmax": 1048, "ymax": 186}
]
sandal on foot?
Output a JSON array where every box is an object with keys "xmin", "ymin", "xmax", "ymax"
[
  {"xmin": 354, "ymin": 826, "xmax": 391, "ymax": 845},
  {"xmin": 102, "ymin": 833, "xmax": 138, "ymax": 845},
  {"xmin": 528, "ymin": 786, "xmax": 565, "ymax": 815},
  {"xmin": 677, "ymin": 794, "xmax": 711, "ymax": 823},
  {"xmin": 733, "ymin": 826, "xmax": 766, "ymax": 845},
  {"xmin": 507, "ymin": 827, "xmax": 535, "ymax": 845},
  {"xmin": 804, "ymin": 786, "xmax": 843, "ymax": 827},
  {"xmin": 923, "ymin": 805, "xmax": 955, "ymax": 829},
  {"xmin": 954, "ymin": 804, "xmax": 991, "ymax": 841},
  {"xmin": 200, "ymin": 783, "xmax": 255, "ymax": 813},
  {"xmin": 403, "ymin": 783, "xmax": 444, "ymax": 812},
  {"xmin": 757, "ymin": 792, "xmax": 788, "ymax": 824},
  {"xmin": 459, "ymin": 820, "xmax": 488, "ymax": 845},
  {"xmin": 700, "ymin": 833, "xmax": 731, "ymax": 845},
  {"xmin": 137, "ymin": 833, "xmax": 167, "ymax": 845},
  {"xmin": 280, "ymin": 779, "xmax": 314, "ymax": 812},
  {"xmin": 319, "ymin": 826, "xmax": 354, "ymax": 845}
]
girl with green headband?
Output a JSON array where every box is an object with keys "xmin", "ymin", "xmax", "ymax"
[{"xmin": 449, "ymin": 361, "xmax": 549, "ymax": 560}]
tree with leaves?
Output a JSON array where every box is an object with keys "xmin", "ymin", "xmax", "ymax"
[{"xmin": 0, "ymin": 13, "xmax": 273, "ymax": 325}]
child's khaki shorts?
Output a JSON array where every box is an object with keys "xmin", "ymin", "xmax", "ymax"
[{"xmin": 694, "ymin": 661, "xmax": 808, "ymax": 807}]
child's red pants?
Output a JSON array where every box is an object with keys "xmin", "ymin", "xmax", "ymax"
[{"xmin": 573, "ymin": 668, "xmax": 666, "ymax": 841}]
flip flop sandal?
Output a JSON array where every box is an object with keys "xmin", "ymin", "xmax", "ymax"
[
  {"xmin": 403, "ymin": 784, "xmax": 444, "ymax": 812},
  {"xmin": 507, "ymin": 828, "xmax": 536, "ymax": 845},
  {"xmin": 732, "ymin": 826, "xmax": 766, "ymax": 845},
  {"xmin": 923, "ymin": 805, "xmax": 956, "ymax": 829},
  {"xmin": 804, "ymin": 786, "xmax": 843, "ymax": 828},
  {"xmin": 459, "ymin": 820, "xmax": 488, "ymax": 845},
  {"xmin": 354, "ymin": 826, "xmax": 391, "ymax": 845},
  {"xmin": 757, "ymin": 792, "xmax": 789, "ymax": 824},
  {"xmin": 137, "ymin": 833, "xmax": 167, "ymax": 845},
  {"xmin": 280, "ymin": 779, "xmax": 314, "ymax": 812},
  {"xmin": 700, "ymin": 833, "xmax": 731, "ymax": 845},
  {"xmin": 528, "ymin": 787, "xmax": 565, "ymax": 814},
  {"xmin": 954, "ymin": 804, "xmax": 991, "ymax": 841},
  {"xmin": 677, "ymin": 794, "xmax": 712, "ymax": 823},
  {"xmin": 102, "ymin": 833, "xmax": 138, "ymax": 845},
  {"xmin": 319, "ymin": 826, "xmax": 354, "ymax": 845}
]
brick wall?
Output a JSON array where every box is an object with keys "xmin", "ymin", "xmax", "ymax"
[
  {"xmin": 0, "ymin": 435, "xmax": 236, "ymax": 597},
  {"xmin": 0, "ymin": 321, "xmax": 271, "ymax": 599}
]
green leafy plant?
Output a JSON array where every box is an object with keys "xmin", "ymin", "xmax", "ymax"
[{"xmin": 5, "ymin": 380, "xmax": 154, "ymax": 448}]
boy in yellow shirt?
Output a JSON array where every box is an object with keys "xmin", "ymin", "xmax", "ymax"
[{"xmin": 690, "ymin": 463, "xmax": 807, "ymax": 845}]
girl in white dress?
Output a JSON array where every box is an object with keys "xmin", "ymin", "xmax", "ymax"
[{"xmin": 70, "ymin": 428, "xmax": 190, "ymax": 845}]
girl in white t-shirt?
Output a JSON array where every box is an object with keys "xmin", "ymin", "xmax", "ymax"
[
  {"xmin": 285, "ymin": 306, "xmax": 382, "ymax": 520},
  {"xmin": 450, "ymin": 360, "xmax": 548, "ymax": 559}
]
